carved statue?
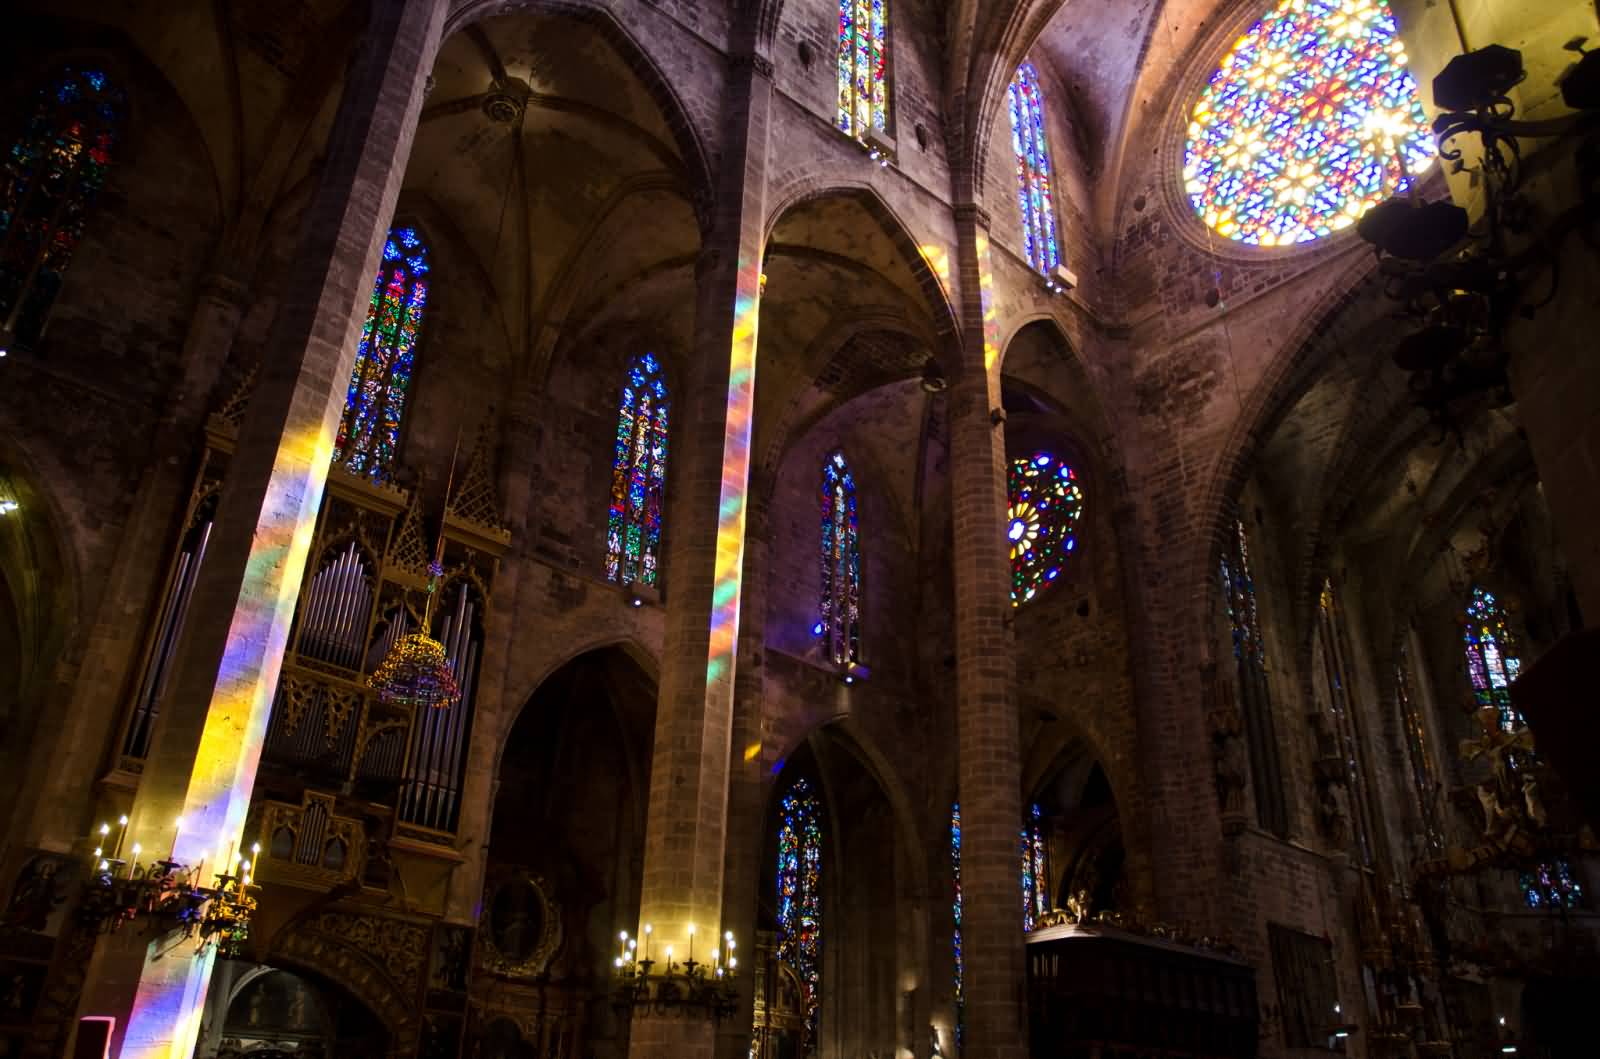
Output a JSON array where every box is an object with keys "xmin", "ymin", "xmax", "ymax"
[
  {"xmin": 1214, "ymin": 729, "xmax": 1249, "ymax": 814},
  {"xmin": 1065, "ymin": 888, "xmax": 1092, "ymax": 924},
  {"xmin": 1316, "ymin": 779, "xmax": 1352, "ymax": 850}
]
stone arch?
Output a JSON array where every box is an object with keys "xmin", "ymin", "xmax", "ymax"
[
  {"xmin": 442, "ymin": 0, "xmax": 716, "ymax": 226},
  {"xmin": 266, "ymin": 911, "xmax": 428, "ymax": 1057},
  {"xmin": 761, "ymin": 180, "xmax": 962, "ymax": 362}
]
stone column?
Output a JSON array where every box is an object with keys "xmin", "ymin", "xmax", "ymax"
[
  {"xmin": 627, "ymin": 51, "xmax": 771, "ymax": 1059},
  {"xmin": 947, "ymin": 206, "xmax": 1027, "ymax": 1059},
  {"xmin": 715, "ymin": 486, "xmax": 770, "ymax": 1059},
  {"xmin": 72, "ymin": 2, "xmax": 446, "ymax": 1056},
  {"xmin": 13, "ymin": 269, "xmax": 248, "ymax": 854}
]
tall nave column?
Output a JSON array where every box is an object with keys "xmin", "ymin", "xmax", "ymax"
[
  {"xmin": 71, "ymin": 2, "xmax": 446, "ymax": 1055},
  {"xmin": 627, "ymin": 52, "xmax": 772, "ymax": 1059},
  {"xmin": 948, "ymin": 204, "xmax": 1029, "ymax": 1059}
]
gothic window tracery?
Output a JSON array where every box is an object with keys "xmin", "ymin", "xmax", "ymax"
[
  {"xmin": 1463, "ymin": 586, "xmax": 1523, "ymax": 733},
  {"xmin": 1007, "ymin": 452, "xmax": 1084, "ymax": 606},
  {"xmin": 837, "ymin": 0, "xmax": 890, "ymax": 139},
  {"xmin": 818, "ymin": 451, "xmax": 860, "ymax": 664},
  {"xmin": 335, "ymin": 225, "xmax": 430, "ymax": 481},
  {"xmin": 607, "ymin": 353, "xmax": 669, "ymax": 587},
  {"xmin": 1007, "ymin": 61, "xmax": 1061, "ymax": 274},
  {"xmin": 951, "ymin": 803, "xmax": 963, "ymax": 1035},
  {"xmin": 0, "ymin": 67, "xmax": 123, "ymax": 349},
  {"xmin": 1183, "ymin": 0, "xmax": 1432, "ymax": 246},
  {"xmin": 776, "ymin": 777, "xmax": 824, "ymax": 1049},
  {"xmin": 1220, "ymin": 518, "xmax": 1288, "ymax": 836}
]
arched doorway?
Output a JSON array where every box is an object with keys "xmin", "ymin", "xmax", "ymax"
[
  {"xmin": 1033, "ymin": 751, "xmax": 1126, "ymax": 920},
  {"xmin": 758, "ymin": 728, "xmax": 917, "ymax": 1059},
  {"xmin": 195, "ymin": 963, "xmax": 387, "ymax": 1058},
  {"xmin": 470, "ymin": 645, "xmax": 656, "ymax": 1059}
]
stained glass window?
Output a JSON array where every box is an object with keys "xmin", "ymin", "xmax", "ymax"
[
  {"xmin": 1007, "ymin": 62, "xmax": 1061, "ymax": 274},
  {"xmin": 1006, "ymin": 452, "xmax": 1084, "ymax": 606},
  {"xmin": 606, "ymin": 353, "xmax": 670, "ymax": 586},
  {"xmin": 837, "ymin": 0, "xmax": 890, "ymax": 139},
  {"xmin": 950, "ymin": 803, "xmax": 963, "ymax": 1025},
  {"xmin": 1183, "ymin": 0, "xmax": 1434, "ymax": 246},
  {"xmin": 335, "ymin": 226, "xmax": 430, "ymax": 481},
  {"xmin": 0, "ymin": 67, "xmax": 123, "ymax": 350},
  {"xmin": 776, "ymin": 778, "xmax": 823, "ymax": 1049},
  {"xmin": 1463, "ymin": 586, "xmax": 1523, "ymax": 733},
  {"xmin": 1221, "ymin": 518, "xmax": 1288, "ymax": 836},
  {"xmin": 1519, "ymin": 859, "xmax": 1584, "ymax": 911},
  {"xmin": 818, "ymin": 451, "xmax": 860, "ymax": 664},
  {"xmin": 1021, "ymin": 802, "xmax": 1049, "ymax": 931}
]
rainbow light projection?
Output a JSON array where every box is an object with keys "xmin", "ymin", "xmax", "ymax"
[
  {"xmin": 122, "ymin": 424, "xmax": 334, "ymax": 1058},
  {"xmin": 1184, "ymin": 0, "xmax": 1433, "ymax": 245},
  {"xmin": 975, "ymin": 231, "xmax": 1000, "ymax": 373},
  {"xmin": 705, "ymin": 253, "xmax": 761, "ymax": 691}
]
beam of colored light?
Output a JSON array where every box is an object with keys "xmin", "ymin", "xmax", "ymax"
[
  {"xmin": 918, "ymin": 242, "xmax": 951, "ymax": 297},
  {"xmin": 122, "ymin": 421, "xmax": 334, "ymax": 1058},
  {"xmin": 975, "ymin": 231, "xmax": 1000, "ymax": 373},
  {"xmin": 706, "ymin": 254, "xmax": 762, "ymax": 691}
]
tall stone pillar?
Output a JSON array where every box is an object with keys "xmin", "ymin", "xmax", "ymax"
[
  {"xmin": 15, "ymin": 269, "xmax": 248, "ymax": 855},
  {"xmin": 626, "ymin": 52, "xmax": 771, "ymax": 1059},
  {"xmin": 715, "ymin": 485, "xmax": 770, "ymax": 1059},
  {"xmin": 70, "ymin": 2, "xmax": 446, "ymax": 1056},
  {"xmin": 948, "ymin": 206, "xmax": 1027, "ymax": 1059}
]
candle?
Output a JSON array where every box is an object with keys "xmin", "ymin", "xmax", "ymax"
[
  {"xmin": 129, "ymin": 843, "xmax": 142, "ymax": 879},
  {"xmin": 170, "ymin": 817, "xmax": 183, "ymax": 861},
  {"xmin": 619, "ymin": 931, "xmax": 629, "ymax": 963},
  {"xmin": 665, "ymin": 946, "xmax": 673, "ymax": 969},
  {"xmin": 643, "ymin": 923, "xmax": 652, "ymax": 961},
  {"xmin": 687, "ymin": 923, "xmax": 695, "ymax": 964},
  {"xmin": 114, "ymin": 815, "xmax": 128, "ymax": 859}
]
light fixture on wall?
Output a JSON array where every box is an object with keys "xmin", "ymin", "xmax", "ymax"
[
  {"xmin": 612, "ymin": 926, "xmax": 740, "ymax": 1020},
  {"xmin": 75, "ymin": 826, "xmax": 260, "ymax": 958}
]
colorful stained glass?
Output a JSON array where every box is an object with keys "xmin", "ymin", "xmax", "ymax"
[
  {"xmin": 837, "ymin": 0, "xmax": 890, "ymax": 139},
  {"xmin": 335, "ymin": 226, "xmax": 430, "ymax": 481},
  {"xmin": 606, "ymin": 353, "xmax": 670, "ymax": 586},
  {"xmin": 1007, "ymin": 62, "xmax": 1061, "ymax": 274},
  {"xmin": 819, "ymin": 451, "xmax": 861, "ymax": 664},
  {"xmin": 1463, "ymin": 586, "xmax": 1523, "ymax": 733},
  {"xmin": 1520, "ymin": 859, "xmax": 1584, "ymax": 911},
  {"xmin": 0, "ymin": 67, "xmax": 123, "ymax": 349},
  {"xmin": 1021, "ymin": 802, "xmax": 1049, "ymax": 931},
  {"xmin": 776, "ymin": 777, "xmax": 823, "ymax": 1049},
  {"xmin": 1183, "ymin": 0, "xmax": 1434, "ymax": 246},
  {"xmin": 1006, "ymin": 453, "xmax": 1084, "ymax": 606},
  {"xmin": 951, "ymin": 802, "xmax": 963, "ymax": 1046},
  {"xmin": 1220, "ymin": 519, "xmax": 1266, "ymax": 668}
]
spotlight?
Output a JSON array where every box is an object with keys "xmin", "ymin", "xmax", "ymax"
[
  {"xmin": 1433, "ymin": 45, "xmax": 1525, "ymax": 111},
  {"xmin": 919, "ymin": 357, "xmax": 948, "ymax": 393}
]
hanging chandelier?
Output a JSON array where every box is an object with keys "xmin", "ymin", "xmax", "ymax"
[{"xmin": 369, "ymin": 446, "xmax": 463, "ymax": 710}]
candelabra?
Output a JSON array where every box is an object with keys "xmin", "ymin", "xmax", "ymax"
[
  {"xmin": 1357, "ymin": 41, "xmax": 1599, "ymax": 438},
  {"xmin": 76, "ymin": 821, "xmax": 260, "ymax": 958},
  {"xmin": 611, "ymin": 926, "xmax": 740, "ymax": 1020}
]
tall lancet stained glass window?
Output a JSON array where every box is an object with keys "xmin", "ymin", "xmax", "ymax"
[
  {"xmin": 776, "ymin": 778, "xmax": 824, "ymax": 1049},
  {"xmin": 335, "ymin": 226, "xmax": 430, "ymax": 481},
  {"xmin": 819, "ymin": 451, "xmax": 860, "ymax": 664},
  {"xmin": 1183, "ymin": 0, "xmax": 1433, "ymax": 246},
  {"xmin": 607, "ymin": 354, "xmax": 670, "ymax": 586},
  {"xmin": 837, "ymin": 0, "xmax": 889, "ymax": 139},
  {"xmin": 1022, "ymin": 802, "xmax": 1049, "ymax": 931},
  {"xmin": 1007, "ymin": 453, "xmax": 1084, "ymax": 605},
  {"xmin": 951, "ymin": 804, "xmax": 963, "ymax": 1028},
  {"xmin": 1463, "ymin": 586, "xmax": 1523, "ymax": 733},
  {"xmin": 1007, "ymin": 62, "xmax": 1061, "ymax": 274},
  {"xmin": 0, "ymin": 67, "xmax": 123, "ymax": 349}
]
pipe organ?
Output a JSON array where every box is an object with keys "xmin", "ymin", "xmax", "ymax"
[{"xmin": 112, "ymin": 377, "xmax": 510, "ymax": 857}]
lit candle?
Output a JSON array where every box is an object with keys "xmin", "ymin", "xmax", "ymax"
[
  {"xmin": 129, "ymin": 843, "xmax": 142, "ymax": 879},
  {"xmin": 665, "ymin": 946, "xmax": 673, "ymax": 969},
  {"xmin": 114, "ymin": 815, "xmax": 128, "ymax": 859},
  {"xmin": 170, "ymin": 817, "xmax": 183, "ymax": 861},
  {"xmin": 619, "ymin": 930, "xmax": 629, "ymax": 962},
  {"xmin": 687, "ymin": 923, "xmax": 695, "ymax": 964},
  {"xmin": 643, "ymin": 923, "xmax": 652, "ymax": 961}
]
